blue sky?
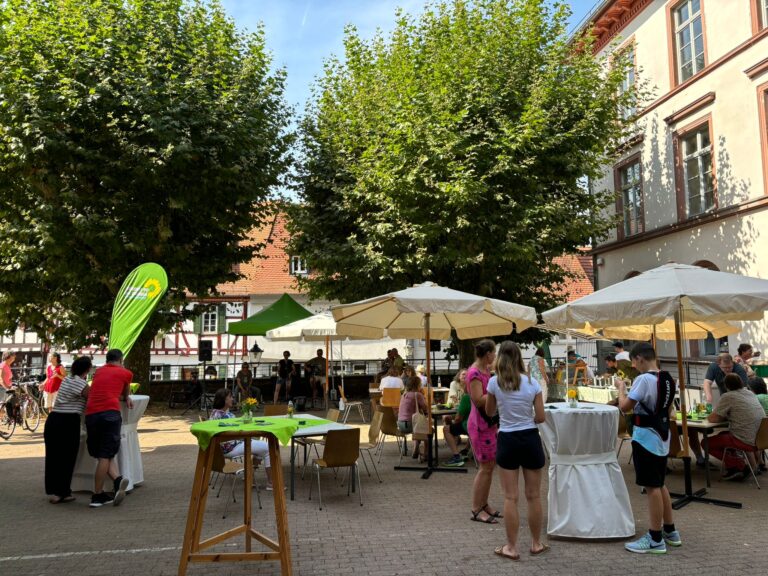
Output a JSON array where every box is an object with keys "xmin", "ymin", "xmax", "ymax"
[{"xmin": 222, "ymin": 0, "xmax": 602, "ymax": 111}]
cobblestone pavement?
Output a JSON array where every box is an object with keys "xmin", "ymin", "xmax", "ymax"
[{"xmin": 1, "ymin": 404, "xmax": 767, "ymax": 576}]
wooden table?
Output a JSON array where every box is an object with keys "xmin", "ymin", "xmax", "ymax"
[
  {"xmin": 178, "ymin": 429, "xmax": 292, "ymax": 576},
  {"xmin": 675, "ymin": 416, "xmax": 727, "ymax": 488}
]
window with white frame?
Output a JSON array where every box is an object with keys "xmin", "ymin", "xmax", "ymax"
[
  {"xmin": 150, "ymin": 365, "xmax": 163, "ymax": 381},
  {"xmin": 289, "ymin": 256, "xmax": 308, "ymax": 276},
  {"xmin": 673, "ymin": 0, "xmax": 705, "ymax": 82},
  {"xmin": 762, "ymin": 0, "xmax": 768, "ymax": 30},
  {"xmin": 619, "ymin": 160, "xmax": 643, "ymax": 237},
  {"xmin": 201, "ymin": 310, "xmax": 217, "ymax": 333},
  {"xmin": 618, "ymin": 44, "xmax": 636, "ymax": 120},
  {"xmin": 681, "ymin": 123, "xmax": 714, "ymax": 217}
]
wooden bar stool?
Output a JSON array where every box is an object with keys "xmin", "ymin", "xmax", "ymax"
[{"xmin": 178, "ymin": 430, "xmax": 292, "ymax": 575}]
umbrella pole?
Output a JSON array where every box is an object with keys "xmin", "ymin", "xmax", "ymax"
[
  {"xmin": 325, "ymin": 336, "xmax": 329, "ymax": 411},
  {"xmin": 671, "ymin": 307, "xmax": 741, "ymax": 510},
  {"xmin": 340, "ymin": 339, "xmax": 345, "ymax": 399}
]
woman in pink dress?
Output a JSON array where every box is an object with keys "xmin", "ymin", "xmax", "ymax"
[
  {"xmin": 42, "ymin": 353, "xmax": 66, "ymax": 410},
  {"xmin": 467, "ymin": 339, "xmax": 501, "ymax": 523}
]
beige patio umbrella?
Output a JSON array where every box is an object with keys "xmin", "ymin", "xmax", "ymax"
[
  {"xmin": 332, "ymin": 281, "xmax": 537, "ymax": 477},
  {"xmin": 266, "ymin": 312, "xmax": 397, "ymax": 406},
  {"xmin": 585, "ymin": 319, "xmax": 740, "ymax": 341},
  {"xmin": 542, "ymin": 263, "xmax": 768, "ymax": 508}
]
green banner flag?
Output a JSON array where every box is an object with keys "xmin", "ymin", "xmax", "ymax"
[{"xmin": 108, "ymin": 263, "xmax": 168, "ymax": 358}]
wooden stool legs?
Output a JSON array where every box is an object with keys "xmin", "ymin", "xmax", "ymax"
[{"xmin": 178, "ymin": 434, "xmax": 292, "ymax": 575}]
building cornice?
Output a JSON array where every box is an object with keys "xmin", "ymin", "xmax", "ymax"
[
  {"xmin": 592, "ymin": 196, "xmax": 768, "ymax": 255},
  {"xmin": 586, "ymin": 0, "xmax": 654, "ymax": 54},
  {"xmin": 746, "ymin": 56, "xmax": 768, "ymax": 79},
  {"xmin": 663, "ymin": 92, "xmax": 716, "ymax": 125}
]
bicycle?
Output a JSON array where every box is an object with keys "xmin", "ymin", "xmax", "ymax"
[
  {"xmin": 0, "ymin": 392, "xmax": 15, "ymax": 440},
  {"xmin": 0, "ymin": 381, "xmax": 41, "ymax": 439}
]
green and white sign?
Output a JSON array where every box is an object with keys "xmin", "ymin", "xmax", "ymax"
[{"xmin": 109, "ymin": 263, "xmax": 168, "ymax": 358}]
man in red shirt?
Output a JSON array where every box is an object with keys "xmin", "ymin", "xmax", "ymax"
[{"xmin": 85, "ymin": 349, "xmax": 134, "ymax": 507}]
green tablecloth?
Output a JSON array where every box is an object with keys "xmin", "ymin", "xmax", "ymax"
[{"xmin": 190, "ymin": 417, "xmax": 333, "ymax": 451}]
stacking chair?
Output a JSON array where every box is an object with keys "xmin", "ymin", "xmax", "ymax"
[
  {"xmin": 308, "ymin": 427, "xmax": 363, "ymax": 510},
  {"xmin": 359, "ymin": 410, "xmax": 383, "ymax": 482},
  {"xmin": 339, "ymin": 387, "xmax": 367, "ymax": 423},
  {"xmin": 297, "ymin": 409, "xmax": 340, "ymax": 478},
  {"xmin": 380, "ymin": 388, "xmax": 401, "ymax": 411},
  {"xmin": 211, "ymin": 442, "xmax": 262, "ymax": 519},
  {"xmin": 377, "ymin": 405, "xmax": 409, "ymax": 464},
  {"xmin": 721, "ymin": 417, "xmax": 768, "ymax": 489},
  {"xmin": 264, "ymin": 404, "xmax": 289, "ymax": 416}
]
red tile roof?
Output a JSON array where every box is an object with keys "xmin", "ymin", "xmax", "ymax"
[
  {"xmin": 217, "ymin": 212, "xmax": 300, "ymax": 296},
  {"xmin": 219, "ymin": 214, "xmax": 594, "ymax": 303},
  {"xmin": 553, "ymin": 254, "xmax": 594, "ymax": 302}
]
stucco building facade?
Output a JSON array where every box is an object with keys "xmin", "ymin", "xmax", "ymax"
[{"xmin": 585, "ymin": 0, "xmax": 768, "ymax": 358}]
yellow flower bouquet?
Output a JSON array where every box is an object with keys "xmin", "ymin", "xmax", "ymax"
[
  {"xmin": 566, "ymin": 387, "xmax": 578, "ymax": 408},
  {"xmin": 241, "ymin": 397, "xmax": 259, "ymax": 422}
]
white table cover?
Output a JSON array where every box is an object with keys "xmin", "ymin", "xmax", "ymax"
[
  {"xmin": 72, "ymin": 395, "xmax": 150, "ymax": 492},
  {"xmin": 539, "ymin": 402, "xmax": 634, "ymax": 538}
]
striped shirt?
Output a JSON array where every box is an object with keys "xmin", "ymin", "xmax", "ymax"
[{"xmin": 52, "ymin": 375, "xmax": 88, "ymax": 414}]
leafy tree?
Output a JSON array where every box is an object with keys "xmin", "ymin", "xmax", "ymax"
[
  {"xmin": 288, "ymin": 0, "xmax": 636, "ymax": 360},
  {"xmin": 0, "ymin": 0, "xmax": 291, "ymax": 384}
]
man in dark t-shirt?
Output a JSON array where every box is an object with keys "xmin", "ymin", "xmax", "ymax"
[
  {"xmin": 703, "ymin": 353, "xmax": 748, "ymax": 404},
  {"xmin": 274, "ymin": 350, "xmax": 295, "ymax": 404}
]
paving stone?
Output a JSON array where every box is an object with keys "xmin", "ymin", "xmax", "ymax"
[{"xmin": 1, "ymin": 407, "xmax": 767, "ymax": 575}]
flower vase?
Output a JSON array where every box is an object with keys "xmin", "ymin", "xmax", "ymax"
[{"xmin": 242, "ymin": 410, "xmax": 252, "ymax": 423}]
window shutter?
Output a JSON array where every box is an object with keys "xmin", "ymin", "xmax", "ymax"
[
  {"xmin": 162, "ymin": 365, "xmax": 171, "ymax": 380},
  {"xmin": 217, "ymin": 304, "xmax": 227, "ymax": 334},
  {"xmin": 193, "ymin": 311, "xmax": 202, "ymax": 334}
]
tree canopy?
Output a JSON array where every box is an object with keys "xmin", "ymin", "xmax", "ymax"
[
  {"xmin": 0, "ymin": 0, "xmax": 291, "ymax": 357},
  {"xmin": 288, "ymin": 0, "xmax": 635, "ymax": 328}
]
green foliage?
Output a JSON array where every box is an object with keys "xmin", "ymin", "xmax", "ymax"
[
  {"xmin": 289, "ymin": 0, "xmax": 636, "ymax": 334},
  {"xmin": 0, "ymin": 0, "xmax": 291, "ymax": 348}
]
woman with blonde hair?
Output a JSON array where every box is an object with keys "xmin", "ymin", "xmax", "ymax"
[{"xmin": 486, "ymin": 341, "xmax": 548, "ymax": 560}]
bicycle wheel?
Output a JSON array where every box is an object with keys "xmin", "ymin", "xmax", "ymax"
[
  {"xmin": 23, "ymin": 398, "xmax": 41, "ymax": 432},
  {"xmin": 0, "ymin": 403, "xmax": 15, "ymax": 440}
]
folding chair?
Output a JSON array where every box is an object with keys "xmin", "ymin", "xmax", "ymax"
[
  {"xmin": 377, "ymin": 405, "xmax": 408, "ymax": 464},
  {"xmin": 264, "ymin": 404, "xmax": 288, "ymax": 416},
  {"xmin": 721, "ymin": 417, "xmax": 768, "ymax": 489},
  {"xmin": 360, "ymin": 410, "xmax": 383, "ymax": 482},
  {"xmin": 308, "ymin": 428, "xmax": 363, "ymax": 510},
  {"xmin": 340, "ymin": 387, "xmax": 366, "ymax": 423}
]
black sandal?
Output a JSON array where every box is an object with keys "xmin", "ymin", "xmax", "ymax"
[
  {"xmin": 483, "ymin": 504, "xmax": 503, "ymax": 519},
  {"xmin": 471, "ymin": 508, "xmax": 499, "ymax": 524}
]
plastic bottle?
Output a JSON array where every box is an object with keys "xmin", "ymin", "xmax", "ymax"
[
  {"xmin": 437, "ymin": 376, "xmax": 442, "ymax": 388},
  {"xmin": 287, "ymin": 400, "xmax": 294, "ymax": 418}
]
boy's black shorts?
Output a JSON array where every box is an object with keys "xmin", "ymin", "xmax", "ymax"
[{"xmin": 632, "ymin": 440, "xmax": 668, "ymax": 488}]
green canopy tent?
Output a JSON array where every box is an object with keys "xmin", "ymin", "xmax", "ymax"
[
  {"xmin": 225, "ymin": 294, "xmax": 313, "ymax": 391},
  {"xmin": 228, "ymin": 293, "xmax": 313, "ymax": 336}
]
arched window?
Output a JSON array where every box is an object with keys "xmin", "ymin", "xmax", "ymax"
[
  {"xmin": 623, "ymin": 270, "xmax": 641, "ymax": 280},
  {"xmin": 692, "ymin": 260, "xmax": 719, "ymax": 271}
]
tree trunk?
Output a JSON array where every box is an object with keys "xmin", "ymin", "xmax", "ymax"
[
  {"xmin": 123, "ymin": 324, "xmax": 155, "ymax": 395},
  {"xmin": 457, "ymin": 338, "xmax": 476, "ymax": 369}
]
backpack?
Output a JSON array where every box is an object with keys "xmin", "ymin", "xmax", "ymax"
[{"xmin": 633, "ymin": 371, "xmax": 676, "ymax": 441}]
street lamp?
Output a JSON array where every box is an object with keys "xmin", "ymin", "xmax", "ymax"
[{"xmin": 250, "ymin": 342, "xmax": 264, "ymax": 363}]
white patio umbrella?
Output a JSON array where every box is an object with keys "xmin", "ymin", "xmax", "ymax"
[
  {"xmin": 332, "ymin": 282, "xmax": 537, "ymax": 476},
  {"xmin": 266, "ymin": 312, "xmax": 397, "ymax": 404},
  {"xmin": 541, "ymin": 263, "xmax": 768, "ymax": 508}
]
